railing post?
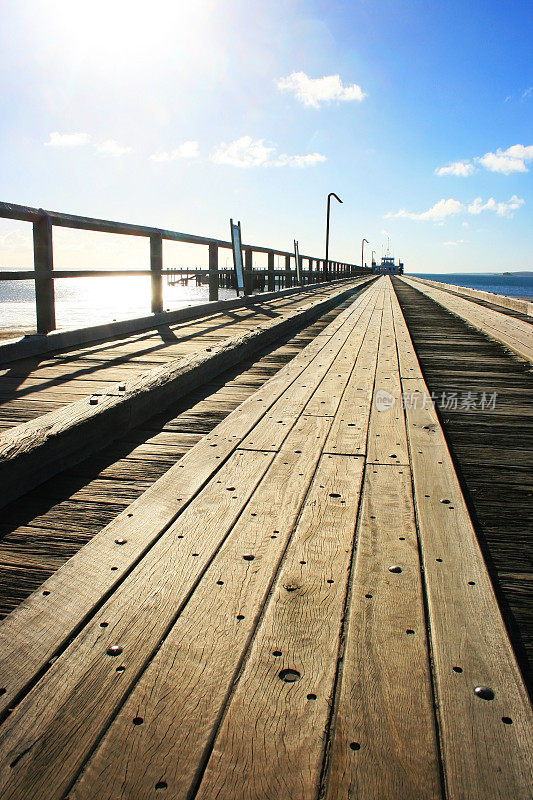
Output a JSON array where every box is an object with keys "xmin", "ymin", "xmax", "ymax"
[
  {"xmin": 150, "ymin": 232, "xmax": 163, "ymax": 314},
  {"xmin": 209, "ymin": 243, "xmax": 219, "ymax": 301},
  {"xmin": 285, "ymin": 254, "xmax": 291, "ymax": 288},
  {"xmin": 245, "ymin": 248, "xmax": 253, "ymax": 295},
  {"xmin": 33, "ymin": 211, "xmax": 56, "ymax": 334},
  {"xmin": 267, "ymin": 251, "xmax": 275, "ymax": 292}
]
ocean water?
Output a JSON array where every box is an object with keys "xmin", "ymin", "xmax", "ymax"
[
  {"xmin": 411, "ymin": 272, "xmax": 533, "ymax": 299},
  {"xmin": 1, "ymin": 271, "xmax": 532, "ymax": 338},
  {"xmin": 0, "ymin": 277, "xmax": 237, "ymax": 337}
]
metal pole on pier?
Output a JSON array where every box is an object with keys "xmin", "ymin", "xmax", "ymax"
[
  {"xmin": 361, "ymin": 238, "xmax": 368, "ymax": 272},
  {"xmin": 325, "ymin": 192, "xmax": 342, "ymax": 281}
]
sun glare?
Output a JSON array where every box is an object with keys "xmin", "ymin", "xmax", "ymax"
[{"xmin": 32, "ymin": 0, "xmax": 213, "ymax": 65}]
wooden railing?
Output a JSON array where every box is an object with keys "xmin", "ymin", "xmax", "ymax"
[{"xmin": 0, "ymin": 202, "xmax": 367, "ymax": 334}]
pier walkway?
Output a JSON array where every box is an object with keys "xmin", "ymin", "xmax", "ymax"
[
  {"xmin": 0, "ymin": 278, "xmax": 370, "ymax": 431},
  {"xmin": 0, "ymin": 276, "xmax": 531, "ymax": 800},
  {"xmin": 402, "ymin": 276, "xmax": 533, "ymax": 363}
]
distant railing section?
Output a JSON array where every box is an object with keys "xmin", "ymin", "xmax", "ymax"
[{"xmin": 0, "ymin": 202, "xmax": 368, "ymax": 334}]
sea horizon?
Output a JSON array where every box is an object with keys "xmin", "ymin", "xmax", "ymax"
[{"xmin": 1, "ymin": 270, "xmax": 532, "ymax": 339}]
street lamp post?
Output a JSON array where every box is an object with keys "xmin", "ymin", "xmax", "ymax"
[
  {"xmin": 325, "ymin": 192, "xmax": 342, "ymax": 281},
  {"xmin": 361, "ymin": 238, "xmax": 368, "ymax": 272},
  {"xmin": 371, "ymin": 250, "xmax": 376, "ymax": 272}
]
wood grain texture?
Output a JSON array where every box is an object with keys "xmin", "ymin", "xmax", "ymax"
[
  {"xmin": 402, "ymin": 276, "xmax": 533, "ymax": 364},
  {"xmin": 70, "ymin": 415, "xmax": 334, "ymax": 800},
  {"xmin": 240, "ymin": 282, "xmax": 381, "ymax": 451},
  {"xmin": 324, "ymin": 465, "xmax": 442, "ymax": 800},
  {"xmin": 323, "ymin": 304, "xmax": 382, "ymax": 456},
  {"xmin": 1, "ymin": 276, "xmax": 530, "ymax": 800},
  {"xmin": 0, "ymin": 289, "xmax": 371, "ymax": 716},
  {"xmin": 0, "ymin": 449, "xmax": 274, "ymax": 800},
  {"xmin": 0, "ymin": 280, "xmax": 369, "ymax": 509},
  {"xmin": 366, "ymin": 286, "xmax": 409, "ymax": 466},
  {"xmin": 392, "ymin": 276, "xmax": 533, "ymax": 684},
  {"xmin": 392, "ymin": 292, "xmax": 533, "ymax": 800},
  {"xmin": 410, "ymin": 275, "xmax": 533, "ymax": 317},
  {"xmin": 195, "ymin": 454, "xmax": 365, "ymax": 800}
]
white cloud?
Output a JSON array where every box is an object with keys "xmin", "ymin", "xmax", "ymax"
[
  {"xmin": 443, "ymin": 239, "xmax": 465, "ymax": 246},
  {"xmin": 277, "ymin": 71, "xmax": 366, "ymax": 108},
  {"xmin": 45, "ymin": 131, "xmax": 90, "ymax": 147},
  {"xmin": 435, "ymin": 160, "xmax": 475, "ymax": 177},
  {"xmin": 150, "ymin": 141, "xmax": 200, "ymax": 161},
  {"xmin": 467, "ymin": 194, "xmax": 525, "ymax": 217},
  {"xmin": 211, "ymin": 136, "xmax": 276, "ymax": 167},
  {"xmin": 95, "ymin": 139, "xmax": 133, "ymax": 157},
  {"xmin": 435, "ymin": 143, "xmax": 533, "ymax": 176},
  {"xmin": 386, "ymin": 198, "xmax": 463, "ymax": 222},
  {"xmin": 275, "ymin": 152, "xmax": 327, "ymax": 168},
  {"xmin": 476, "ymin": 144, "xmax": 533, "ymax": 174},
  {"xmin": 388, "ymin": 194, "xmax": 524, "ymax": 223},
  {"xmin": 522, "ymin": 87, "xmax": 533, "ymax": 100},
  {"xmin": 210, "ymin": 136, "xmax": 326, "ymax": 169}
]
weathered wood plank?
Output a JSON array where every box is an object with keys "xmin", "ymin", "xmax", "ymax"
[
  {"xmin": 392, "ymin": 292, "xmax": 533, "ymax": 799},
  {"xmin": 402, "ymin": 276, "xmax": 533, "ymax": 364},
  {"xmin": 324, "ymin": 465, "xmax": 442, "ymax": 800},
  {"xmin": 366, "ymin": 286, "xmax": 409, "ymax": 465},
  {"xmin": 0, "ymin": 281, "xmax": 365, "ymax": 509},
  {"xmin": 69, "ymin": 415, "xmax": 334, "ymax": 800},
  {"xmin": 195, "ymin": 453, "xmax": 365, "ymax": 800},
  {"xmin": 0, "ymin": 290, "xmax": 369, "ymax": 716},
  {"xmin": 239, "ymin": 283, "xmax": 381, "ymax": 451},
  {"xmin": 323, "ymin": 303, "xmax": 383, "ymax": 455},
  {"xmin": 0, "ymin": 449, "xmax": 275, "ymax": 800}
]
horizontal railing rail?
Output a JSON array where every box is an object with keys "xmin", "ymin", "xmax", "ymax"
[{"xmin": 0, "ymin": 201, "xmax": 367, "ymax": 334}]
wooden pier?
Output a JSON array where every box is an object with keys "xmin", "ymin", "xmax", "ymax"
[{"xmin": 0, "ymin": 238, "xmax": 531, "ymax": 795}]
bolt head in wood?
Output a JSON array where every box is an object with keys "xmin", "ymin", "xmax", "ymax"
[
  {"xmin": 114, "ymin": 538, "xmax": 127, "ymax": 545},
  {"xmin": 279, "ymin": 668, "xmax": 301, "ymax": 683},
  {"xmin": 474, "ymin": 686, "xmax": 495, "ymax": 700},
  {"xmin": 388, "ymin": 565, "xmax": 402, "ymax": 573},
  {"xmin": 106, "ymin": 645, "xmax": 123, "ymax": 657}
]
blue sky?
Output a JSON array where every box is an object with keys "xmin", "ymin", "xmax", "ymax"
[{"xmin": 0, "ymin": 0, "xmax": 532, "ymax": 273}]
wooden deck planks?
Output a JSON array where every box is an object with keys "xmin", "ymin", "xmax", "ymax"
[
  {"xmin": 0, "ymin": 281, "xmax": 369, "ymax": 512},
  {"xmin": 70, "ymin": 415, "xmax": 337, "ymax": 800},
  {"xmin": 239, "ymin": 282, "xmax": 382, "ymax": 451},
  {"xmin": 0, "ymin": 300, "xmax": 359, "ymax": 620},
  {"xmin": 402, "ymin": 276, "xmax": 533, "ymax": 364},
  {"xmin": 391, "ymin": 277, "xmax": 533, "ymax": 681},
  {"xmin": 0, "ymin": 281, "xmax": 370, "ymax": 430},
  {"xmin": 0, "ymin": 283, "xmax": 383, "ymax": 800},
  {"xmin": 366, "ymin": 290, "xmax": 410, "ymax": 466},
  {"xmin": 0, "ymin": 276, "xmax": 531, "ymax": 800},
  {"xmin": 195, "ymin": 454, "xmax": 365, "ymax": 800},
  {"xmin": 0, "ymin": 449, "xmax": 275, "ymax": 800},
  {"xmin": 324, "ymin": 466, "xmax": 442, "ymax": 800},
  {"xmin": 390, "ymin": 289, "xmax": 533, "ymax": 800},
  {"xmin": 0, "ymin": 287, "xmax": 375, "ymax": 717}
]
